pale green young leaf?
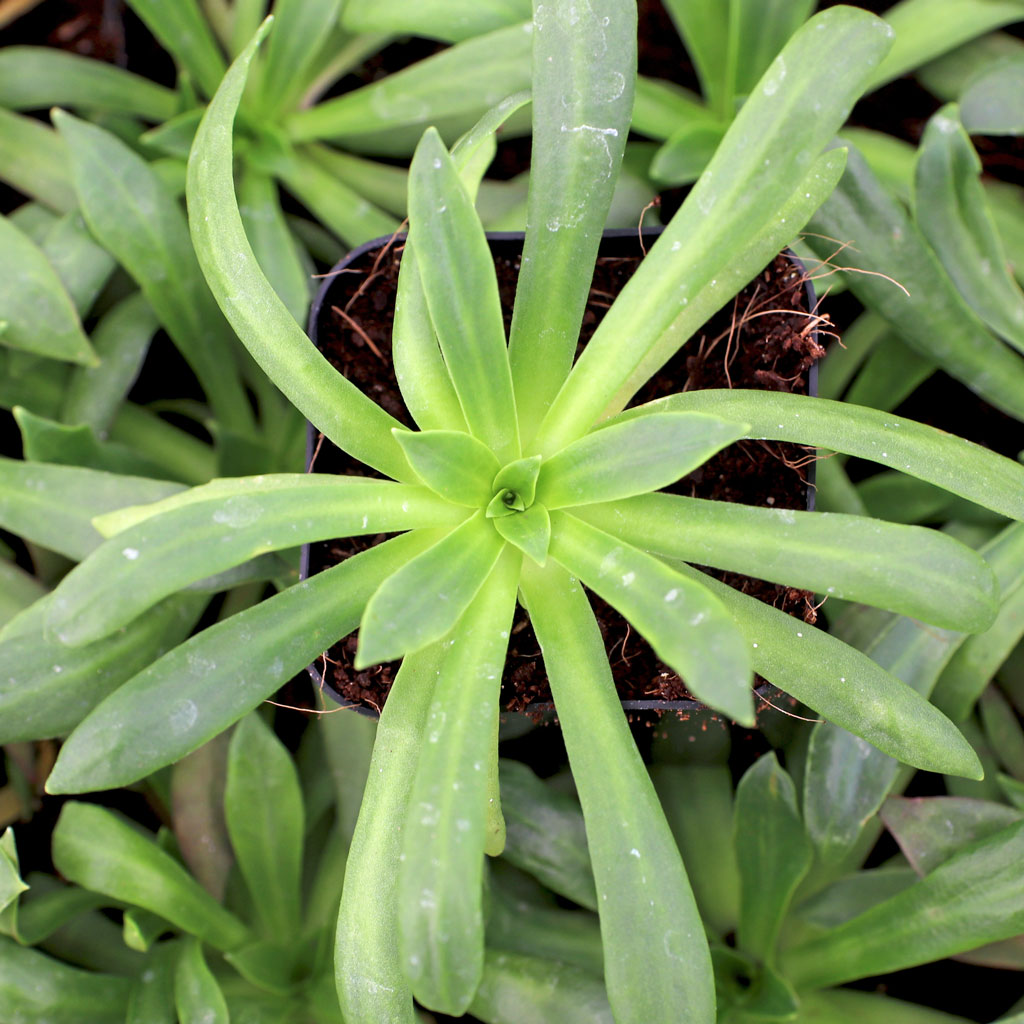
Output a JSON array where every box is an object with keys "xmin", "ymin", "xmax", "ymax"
[
  {"xmin": 673, "ymin": 562, "xmax": 983, "ymax": 778},
  {"xmin": 335, "ymin": 645, "xmax": 445, "ymax": 1024},
  {"xmin": 549, "ymin": 512, "xmax": 754, "ymax": 725},
  {"xmin": 286, "ymin": 22, "xmax": 533, "ymax": 142},
  {"xmin": 409, "ymin": 128, "xmax": 518, "ymax": 461},
  {"xmin": 521, "ymin": 559, "xmax": 714, "ymax": 1024},
  {"xmin": 0, "ymin": 108, "xmax": 75, "ymax": 212},
  {"xmin": 914, "ymin": 104, "xmax": 1024, "ymax": 352},
  {"xmin": 54, "ymin": 110, "xmax": 255, "ymax": 434},
  {"xmin": 357, "ymin": 511, "xmax": 504, "ymax": 667},
  {"xmin": 625, "ymin": 389, "xmax": 1024, "ymax": 522},
  {"xmin": 843, "ymin": 334, "xmax": 936, "ymax": 414},
  {"xmin": 340, "ymin": 0, "xmax": 530, "ymax": 42},
  {"xmin": 493, "ymin": 502, "xmax": 551, "ymax": 566},
  {"xmin": 0, "ymin": 215, "xmax": 96, "ymax": 366},
  {"xmin": 632, "ymin": 75, "xmax": 714, "ymax": 141},
  {"xmin": 305, "ymin": 143, "xmax": 409, "ymax": 218},
  {"xmin": 45, "ymin": 531, "xmax": 436, "ymax": 794},
  {"xmin": 0, "ymin": 47, "xmax": 177, "ymax": 120},
  {"xmin": 188, "ymin": 22, "xmax": 414, "ymax": 481},
  {"xmin": 46, "ymin": 475, "xmax": 459, "ymax": 647},
  {"xmin": 225, "ymin": 713, "xmax": 304, "ymax": 937},
  {"xmin": 806, "ymin": 143, "xmax": 1024, "ymax": 421},
  {"xmin": 52, "ymin": 802, "xmax": 250, "ymax": 950},
  {"xmin": 126, "ymin": 0, "xmax": 227, "ymax": 97},
  {"xmin": 733, "ymin": 754, "xmax": 812, "ymax": 964},
  {"xmin": 649, "ymin": 120, "xmax": 727, "ymax": 186},
  {"xmin": 507, "ymin": 0, "xmax": 635, "ymax": 440},
  {"xmin": 237, "ymin": 166, "xmax": 311, "ymax": 324},
  {"xmin": 62, "ymin": 292, "xmax": 156, "ymax": 433},
  {"xmin": 0, "ymin": 458, "xmax": 182, "ymax": 562},
  {"xmin": 399, "ymin": 549, "xmax": 519, "ymax": 1014},
  {"xmin": 450, "ymin": 90, "xmax": 531, "ymax": 201},
  {"xmin": 661, "ymin": 0, "xmax": 730, "ymax": 118},
  {"xmin": 123, "ymin": 908, "xmax": 171, "ymax": 952},
  {"xmin": 394, "ymin": 429, "xmax": 501, "ymax": 506},
  {"xmin": 39, "ymin": 211, "xmax": 116, "ymax": 317},
  {"xmin": 498, "ymin": 760, "xmax": 596, "ymax": 910},
  {"xmin": 0, "ymin": 936, "xmax": 131, "ymax": 1023},
  {"xmin": 960, "ymin": 57, "xmax": 1024, "ymax": 134},
  {"xmin": 782, "ymin": 819, "xmax": 1024, "ymax": 989},
  {"xmin": 175, "ymin": 938, "xmax": 230, "ymax": 1024},
  {"xmin": 535, "ymin": 6, "xmax": 894, "ymax": 450},
  {"xmin": 536, "ymin": 412, "xmax": 747, "ymax": 510},
  {"xmin": 490, "ymin": 456, "xmax": 542, "ymax": 510},
  {"xmin": 576, "ymin": 492, "xmax": 998, "ymax": 632},
  {"xmin": 469, "ymin": 951, "xmax": 614, "ymax": 1024},
  {"xmin": 0, "ymin": 831, "xmax": 27, "ymax": 918},
  {"xmin": 725, "ymin": 0, "xmax": 817, "ymax": 101}
]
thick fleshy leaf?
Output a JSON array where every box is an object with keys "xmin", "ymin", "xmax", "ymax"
[
  {"xmin": 0, "ymin": 935, "xmax": 131, "ymax": 1023},
  {"xmin": 225, "ymin": 713, "xmax": 304, "ymax": 936},
  {"xmin": 498, "ymin": 761, "xmax": 596, "ymax": 910},
  {"xmin": 46, "ymin": 475, "xmax": 458, "ymax": 646},
  {"xmin": 0, "ymin": 459, "xmax": 182, "ymax": 563},
  {"xmin": 782, "ymin": 819, "xmax": 1024, "ymax": 989},
  {"xmin": 0, "ymin": 215, "xmax": 96, "ymax": 365},
  {"xmin": 46, "ymin": 531, "xmax": 436, "ymax": 793},
  {"xmin": 409, "ymin": 128, "xmax": 517, "ymax": 460},
  {"xmin": 626, "ymin": 390, "xmax": 1024, "ymax": 522},
  {"xmin": 880, "ymin": 796, "xmax": 1022, "ymax": 876},
  {"xmin": 398, "ymin": 550, "xmax": 519, "ymax": 1014},
  {"xmin": 336, "ymin": 646, "xmax": 444, "ymax": 1024},
  {"xmin": 507, "ymin": 0, "xmax": 635, "ymax": 439},
  {"xmin": 734, "ymin": 754, "xmax": 812, "ymax": 964},
  {"xmin": 357, "ymin": 511, "xmax": 503, "ymax": 667},
  {"xmin": 469, "ymin": 950, "xmax": 614, "ymax": 1024},
  {"xmin": 577, "ymin": 492, "xmax": 996, "ymax": 632},
  {"xmin": 915, "ymin": 104, "xmax": 1024, "ymax": 352},
  {"xmin": 520, "ymin": 559, "xmax": 714, "ymax": 1024},
  {"xmin": 394, "ymin": 429, "xmax": 501, "ymax": 506},
  {"xmin": 0, "ymin": 108, "xmax": 75, "ymax": 212},
  {"xmin": 175, "ymin": 938, "xmax": 229, "ymax": 1024},
  {"xmin": 286, "ymin": 23, "xmax": 533, "ymax": 142},
  {"xmin": 536, "ymin": 413, "xmax": 746, "ymax": 510},
  {"xmin": 671, "ymin": 562, "xmax": 983, "ymax": 778},
  {"xmin": 187, "ymin": 22, "xmax": 414, "ymax": 481},
  {"xmin": 52, "ymin": 802, "xmax": 250, "ymax": 950},
  {"xmin": 493, "ymin": 502, "xmax": 551, "ymax": 566},
  {"xmin": 805, "ymin": 143, "xmax": 1024, "ymax": 422},
  {"xmin": 549, "ymin": 512, "xmax": 754, "ymax": 725},
  {"xmin": 961, "ymin": 57, "xmax": 1024, "ymax": 134}
]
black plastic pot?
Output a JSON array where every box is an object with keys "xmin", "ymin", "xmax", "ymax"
[{"xmin": 302, "ymin": 227, "xmax": 819, "ymax": 717}]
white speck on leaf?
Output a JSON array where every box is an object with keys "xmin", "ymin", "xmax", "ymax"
[{"xmin": 122, "ymin": 547, "xmax": 139, "ymax": 560}]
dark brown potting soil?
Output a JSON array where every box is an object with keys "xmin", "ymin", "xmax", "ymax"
[{"xmin": 305, "ymin": 233, "xmax": 824, "ymax": 715}]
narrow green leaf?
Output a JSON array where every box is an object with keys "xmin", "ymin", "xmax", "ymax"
[
  {"xmin": 960, "ymin": 56, "xmax": 1024, "ymax": 134},
  {"xmin": 577, "ymin": 492, "xmax": 998, "ymax": 632},
  {"xmin": 981, "ymin": 685, "xmax": 1024, "ymax": 780},
  {"xmin": 409, "ymin": 128, "xmax": 518, "ymax": 460},
  {"xmin": 45, "ymin": 530, "xmax": 436, "ymax": 794},
  {"xmin": 46, "ymin": 475, "xmax": 458, "ymax": 647},
  {"xmin": 0, "ymin": 108, "xmax": 75, "ymax": 212},
  {"xmin": 0, "ymin": 458, "xmax": 182, "ymax": 562},
  {"xmin": 632, "ymin": 75, "xmax": 714, "ymax": 141},
  {"xmin": 661, "ymin": 0, "xmax": 730, "ymax": 117},
  {"xmin": 126, "ymin": 0, "xmax": 227, "ymax": 97},
  {"xmin": 733, "ymin": 754, "xmax": 812, "ymax": 964},
  {"xmin": 399, "ymin": 549, "xmax": 519, "ymax": 1014},
  {"xmin": 725, "ymin": 0, "xmax": 817, "ymax": 101},
  {"xmin": 493, "ymin": 502, "xmax": 551, "ymax": 566},
  {"xmin": 507, "ymin": 0, "xmax": 635, "ymax": 440},
  {"xmin": 797, "ymin": 987, "xmax": 975, "ymax": 1024},
  {"xmin": 0, "ymin": 47, "xmax": 177, "ymax": 120},
  {"xmin": 340, "ymin": 0, "xmax": 530, "ymax": 41},
  {"xmin": 39, "ymin": 210, "xmax": 116, "ymax": 317},
  {"xmin": 225, "ymin": 713, "xmax": 304, "ymax": 936},
  {"xmin": 123, "ymin": 908, "xmax": 172, "ymax": 952},
  {"xmin": 0, "ymin": 558, "xmax": 46, "ymax": 627},
  {"xmin": 305, "ymin": 143, "xmax": 410, "ymax": 218},
  {"xmin": 795, "ymin": 867, "xmax": 918, "ymax": 930},
  {"xmin": 286, "ymin": 23, "xmax": 533, "ymax": 142},
  {"xmin": 536, "ymin": 413, "xmax": 746, "ymax": 510},
  {"xmin": 187, "ymin": 22, "xmax": 415, "ymax": 481},
  {"xmin": 127, "ymin": 942, "xmax": 179, "ymax": 1024},
  {"xmin": 0, "ymin": 935, "xmax": 131, "ymax": 1023},
  {"xmin": 521, "ymin": 559, "xmax": 714, "ymax": 1024},
  {"xmin": 844, "ymin": 335, "xmax": 937, "ymax": 417},
  {"xmin": 223, "ymin": 937, "xmax": 298, "ymax": 995},
  {"xmin": 55, "ymin": 110, "xmax": 256, "ymax": 436},
  {"xmin": 175, "ymin": 937, "xmax": 230, "ymax": 1023},
  {"xmin": 0, "ymin": 215, "xmax": 96, "ymax": 365},
  {"xmin": 469, "ymin": 950, "xmax": 614, "ymax": 1024},
  {"xmin": 52, "ymin": 802, "xmax": 250, "ymax": 950},
  {"xmin": 549, "ymin": 513, "xmax": 754, "ymax": 725},
  {"xmin": 782, "ymin": 819, "xmax": 1024, "ymax": 989},
  {"xmin": 357, "ymin": 511, "xmax": 504, "ymax": 667},
  {"xmin": 394, "ymin": 429, "xmax": 501, "ymax": 506},
  {"xmin": 624, "ymin": 389, "xmax": 1024, "ymax": 522},
  {"xmin": 498, "ymin": 760, "xmax": 596, "ymax": 910},
  {"xmin": 672, "ymin": 562, "xmax": 983, "ymax": 778},
  {"xmin": 649, "ymin": 120, "xmax": 727, "ymax": 186},
  {"xmin": 4, "ymin": 877, "xmax": 104, "ymax": 946},
  {"xmin": 0, "ymin": 831, "xmax": 27, "ymax": 916},
  {"xmin": 915, "ymin": 104, "xmax": 1024, "ymax": 352},
  {"xmin": 336, "ymin": 645, "xmax": 444, "ymax": 1024}
]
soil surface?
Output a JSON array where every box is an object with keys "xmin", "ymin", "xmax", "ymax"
[{"xmin": 305, "ymin": 233, "xmax": 824, "ymax": 715}]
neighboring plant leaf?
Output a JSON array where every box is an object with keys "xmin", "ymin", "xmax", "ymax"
[
  {"xmin": 960, "ymin": 57, "xmax": 1024, "ymax": 134},
  {"xmin": 52, "ymin": 802, "xmax": 250, "ymax": 950}
]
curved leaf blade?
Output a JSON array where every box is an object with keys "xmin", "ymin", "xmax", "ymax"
[{"xmin": 394, "ymin": 429, "xmax": 500, "ymax": 506}]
